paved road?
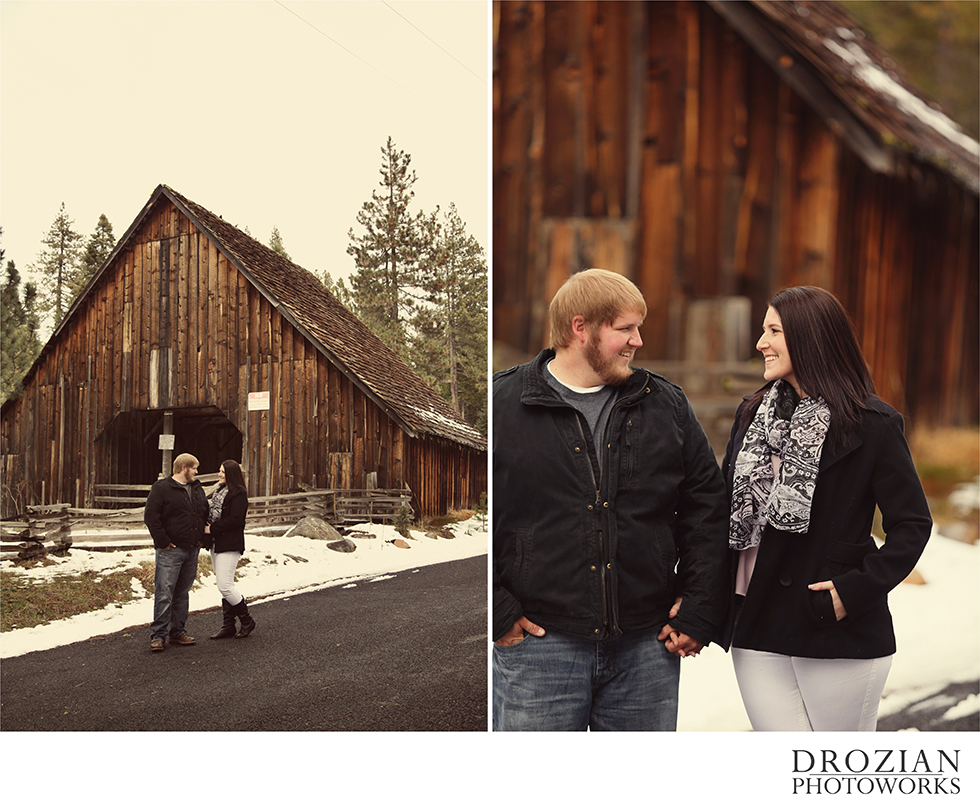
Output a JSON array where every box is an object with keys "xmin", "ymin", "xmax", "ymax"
[
  {"xmin": 1, "ymin": 555, "xmax": 488, "ymax": 731},
  {"xmin": 877, "ymin": 679, "xmax": 979, "ymax": 732}
]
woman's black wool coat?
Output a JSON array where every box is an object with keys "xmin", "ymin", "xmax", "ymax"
[
  {"xmin": 206, "ymin": 486, "xmax": 249, "ymax": 554},
  {"xmin": 720, "ymin": 387, "xmax": 932, "ymax": 659}
]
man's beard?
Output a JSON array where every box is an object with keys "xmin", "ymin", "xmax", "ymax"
[{"xmin": 585, "ymin": 331, "xmax": 632, "ymax": 386}]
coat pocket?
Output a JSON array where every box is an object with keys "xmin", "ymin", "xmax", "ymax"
[
  {"xmin": 513, "ymin": 527, "xmax": 533, "ymax": 593},
  {"xmin": 826, "ymin": 537, "xmax": 875, "ymax": 576}
]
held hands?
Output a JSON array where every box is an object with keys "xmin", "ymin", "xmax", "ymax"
[
  {"xmin": 808, "ymin": 580, "xmax": 848, "ymax": 621},
  {"xmin": 494, "ymin": 616, "xmax": 546, "ymax": 646},
  {"xmin": 658, "ymin": 596, "xmax": 705, "ymax": 659}
]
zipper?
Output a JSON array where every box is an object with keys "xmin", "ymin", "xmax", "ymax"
[
  {"xmin": 575, "ymin": 385, "xmax": 644, "ymax": 637},
  {"xmin": 574, "ymin": 413, "xmax": 607, "ymax": 633}
]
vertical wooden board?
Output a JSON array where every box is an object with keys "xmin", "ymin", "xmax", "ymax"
[
  {"xmin": 167, "ymin": 234, "xmax": 179, "ymax": 404},
  {"xmin": 110, "ymin": 268, "xmax": 123, "ymax": 413},
  {"xmin": 590, "ymin": 0, "xmax": 628, "ymax": 218},
  {"xmin": 542, "ymin": 0, "xmax": 580, "ymax": 217},
  {"xmin": 734, "ymin": 54, "xmax": 779, "ymax": 308},
  {"xmin": 716, "ymin": 23, "xmax": 748, "ymax": 296},
  {"xmin": 681, "ymin": 0, "xmax": 701, "ymax": 276},
  {"xmin": 493, "ymin": 0, "xmax": 546, "ymax": 354},
  {"xmin": 773, "ymin": 82, "xmax": 801, "ymax": 288},
  {"xmin": 392, "ymin": 427, "xmax": 404, "ymax": 489},
  {"xmin": 190, "ymin": 233, "xmax": 203, "ymax": 399},
  {"xmin": 143, "ymin": 237, "xmax": 160, "ymax": 408},
  {"xmin": 638, "ymin": 162, "xmax": 682, "ymax": 358},
  {"xmin": 176, "ymin": 233, "xmax": 190, "ymax": 404},
  {"xmin": 694, "ymin": 5, "xmax": 723, "ymax": 294},
  {"xmin": 207, "ymin": 240, "xmax": 219, "ymax": 399},
  {"xmin": 536, "ymin": 220, "xmax": 574, "ymax": 350},
  {"xmin": 795, "ymin": 114, "xmax": 839, "ymax": 290},
  {"xmin": 216, "ymin": 252, "xmax": 230, "ymax": 408}
]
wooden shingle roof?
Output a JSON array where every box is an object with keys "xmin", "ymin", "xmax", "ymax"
[
  {"xmin": 710, "ymin": 0, "xmax": 980, "ymax": 193},
  {"xmin": 38, "ymin": 185, "xmax": 486, "ymax": 450},
  {"xmin": 162, "ymin": 186, "xmax": 486, "ymax": 451}
]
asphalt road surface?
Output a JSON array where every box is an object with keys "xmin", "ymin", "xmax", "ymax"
[{"xmin": 1, "ymin": 555, "xmax": 488, "ymax": 732}]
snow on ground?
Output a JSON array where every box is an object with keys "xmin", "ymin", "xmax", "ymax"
[
  {"xmin": 0, "ymin": 516, "xmax": 488, "ymax": 660},
  {"xmin": 1, "ymin": 505, "xmax": 977, "ymax": 733},
  {"xmin": 677, "ymin": 529, "xmax": 979, "ymax": 730}
]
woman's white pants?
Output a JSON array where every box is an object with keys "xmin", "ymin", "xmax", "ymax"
[
  {"xmin": 210, "ymin": 550, "xmax": 243, "ymax": 606},
  {"xmin": 732, "ymin": 647, "xmax": 892, "ymax": 731}
]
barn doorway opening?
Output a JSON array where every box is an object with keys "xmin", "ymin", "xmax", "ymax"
[{"xmin": 97, "ymin": 406, "xmax": 243, "ymax": 490}]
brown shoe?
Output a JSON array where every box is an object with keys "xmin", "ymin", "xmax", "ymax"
[
  {"xmin": 169, "ymin": 632, "xmax": 196, "ymax": 646},
  {"xmin": 150, "ymin": 638, "xmax": 165, "ymax": 652}
]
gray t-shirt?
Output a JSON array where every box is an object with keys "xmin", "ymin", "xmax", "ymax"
[{"xmin": 545, "ymin": 361, "xmax": 617, "ymax": 473}]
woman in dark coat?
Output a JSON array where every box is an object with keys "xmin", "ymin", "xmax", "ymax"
[
  {"xmin": 204, "ymin": 459, "xmax": 256, "ymax": 639},
  {"xmin": 721, "ymin": 286, "xmax": 931, "ymax": 730}
]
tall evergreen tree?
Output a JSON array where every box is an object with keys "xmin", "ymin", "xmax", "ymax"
[
  {"xmin": 317, "ymin": 270, "xmax": 355, "ymax": 309},
  {"xmin": 76, "ymin": 213, "xmax": 115, "ymax": 298},
  {"xmin": 346, "ymin": 137, "xmax": 437, "ymax": 357},
  {"xmin": 269, "ymin": 226, "xmax": 291, "ymax": 261},
  {"xmin": 1, "ymin": 259, "xmax": 42, "ymax": 403},
  {"xmin": 413, "ymin": 203, "xmax": 488, "ymax": 432},
  {"xmin": 30, "ymin": 202, "xmax": 83, "ymax": 334}
]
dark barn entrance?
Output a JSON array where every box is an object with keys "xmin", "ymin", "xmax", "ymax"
[{"xmin": 98, "ymin": 406, "xmax": 243, "ymax": 490}]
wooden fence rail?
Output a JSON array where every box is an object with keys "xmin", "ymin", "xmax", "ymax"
[{"xmin": 0, "ymin": 488, "xmax": 412, "ymax": 557}]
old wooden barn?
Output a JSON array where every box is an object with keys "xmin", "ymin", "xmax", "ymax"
[
  {"xmin": 493, "ymin": 0, "xmax": 979, "ymax": 428},
  {"xmin": 0, "ymin": 185, "xmax": 487, "ymax": 519}
]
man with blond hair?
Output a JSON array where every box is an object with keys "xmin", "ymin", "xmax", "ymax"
[
  {"xmin": 144, "ymin": 453, "xmax": 209, "ymax": 652},
  {"xmin": 492, "ymin": 268, "xmax": 728, "ymax": 730}
]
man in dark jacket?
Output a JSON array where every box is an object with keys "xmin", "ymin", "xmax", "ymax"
[
  {"xmin": 144, "ymin": 453, "xmax": 209, "ymax": 652},
  {"xmin": 492, "ymin": 269, "xmax": 729, "ymax": 730}
]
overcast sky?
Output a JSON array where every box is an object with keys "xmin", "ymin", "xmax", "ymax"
[{"xmin": 0, "ymin": 0, "xmax": 488, "ymax": 290}]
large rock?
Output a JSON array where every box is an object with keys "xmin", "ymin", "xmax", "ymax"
[{"xmin": 292, "ymin": 516, "xmax": 343, "ymax": 542}]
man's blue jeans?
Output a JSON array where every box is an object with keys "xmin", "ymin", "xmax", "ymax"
[
  {"xmin": 150, "ymin": 546, "xmax": 200, "ymax": 640},
  {"xmin": 492, "ymin": 627, "xmax": 680, "ymax": 731}
]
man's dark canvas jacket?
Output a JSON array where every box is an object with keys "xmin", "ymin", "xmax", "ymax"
[
  {"xmin": 493, "ymin": 349, "xmax": 729, "ymax": 645},
  {"xmin": 144, "ymin": 476, "xmax": 209, "ymax": 550}
]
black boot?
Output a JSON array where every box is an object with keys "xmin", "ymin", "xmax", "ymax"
[
  {"xmin": 210, "ymin": 598, "xmax": 237, "ymax": 639},
  {"xmin": 232, "ymin": 596, "xmax": 256, "ymax": 638}
]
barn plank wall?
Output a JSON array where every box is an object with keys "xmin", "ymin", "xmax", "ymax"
[
  {"xmin": 1, "ymin": 200, "xmax": 487, "ymax": 518},
  {"xmin": 493, "ymin": 0, "xmax": 979, "ymax": 427}
]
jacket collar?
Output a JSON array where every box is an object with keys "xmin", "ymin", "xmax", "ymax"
[{"xmin": 520, "ymin": 348, "xmax": 655, "ymax": 407}]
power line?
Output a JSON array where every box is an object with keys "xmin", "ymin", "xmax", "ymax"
[
  {"xmin": 382, "ymin": 0, "xmax": 486, "ymax": 85},
  {"xmin": 273, "ymin": 0, "xmax": 435, "ymax": 112}
]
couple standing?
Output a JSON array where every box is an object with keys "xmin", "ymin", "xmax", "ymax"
[
  {"xmin": 144, "ymin": 455, "xmax": 256, "ymax": 651},
  {"xmin": 492, "ymin": 269, "xmax": 932, "ymax": 732}
]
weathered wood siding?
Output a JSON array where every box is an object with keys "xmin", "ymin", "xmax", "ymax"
[
  {"xmin": 493, "ymin": 0, "xmax": 979, "ymax": 425},
  {"xmin": 1, "ymin": 199, "xmax": 487, "ymax": 518}
]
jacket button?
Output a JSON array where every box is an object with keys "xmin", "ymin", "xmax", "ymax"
[
  {"xmin": 587, "ymin": 504, "xmax": 594, "ymax": 511},
  {"xmin": 606, "ymin": 563, "xmax": 612, "ymax": 569},
  {"xmin": 574, "ymin": 446, "xmax": 581, "ymax": 452},
  {"xmin": 603, "ymin": 502, "xmax": 609, "ymax": 508},
  {"xmin": 779, "ymin": 573, "xmax": 792, "ymax": 586},
  {"xmin": 591, "ymin": 565, "xmax": 597, "ymax": 571}
]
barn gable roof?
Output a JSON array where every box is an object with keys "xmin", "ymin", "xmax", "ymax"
[
  {"xmin": 25, "ymin": 184, "xmax": 486, "ymax": 451},
  {"xmin": 710, "ymin": 0, "xmax": 980, "ymax": 194}
]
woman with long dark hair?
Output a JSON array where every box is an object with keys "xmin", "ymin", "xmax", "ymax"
[
  {"xmin": 721, "ymin": 286, "xmax": 931, "ymax": 730},
  {"xmin": 204, "ymin": 459, "xmax": 256, "ymax": 639}
]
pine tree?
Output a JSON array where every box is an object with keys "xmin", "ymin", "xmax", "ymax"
[
  {"xmin": 76, "ymin": 213, "xmax": 115, "ymax": 299},
  {"xmin": 414, "ymin": 203, "xmax": 488, "ymax": 432},
  {"xmin": 1, "ymin": 258, "xmax": 42, "ymax": 403},
  {"xmin": 30, "ymin": 202, "xmax": 83, "ymax": 334},
  {"xmin": 318, "ymin": 271, "xmax": 355, "ymax": 310},
  {"xmin": 269, "ymin": 226, "xmax": 291, "ymax": 261},
  {"xmin": 346, "ymin": 137, "xmax": 437, "ymax": 358}
]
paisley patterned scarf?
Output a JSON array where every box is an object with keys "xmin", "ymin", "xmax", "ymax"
[{"xmin": 729, "ymin": 380, "xmax": 831, "ymax": 550}]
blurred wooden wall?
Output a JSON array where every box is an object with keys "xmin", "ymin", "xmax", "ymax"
[{"xmin": 492, "ymin": 0, "xmax": 979, "ymax": 426}]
